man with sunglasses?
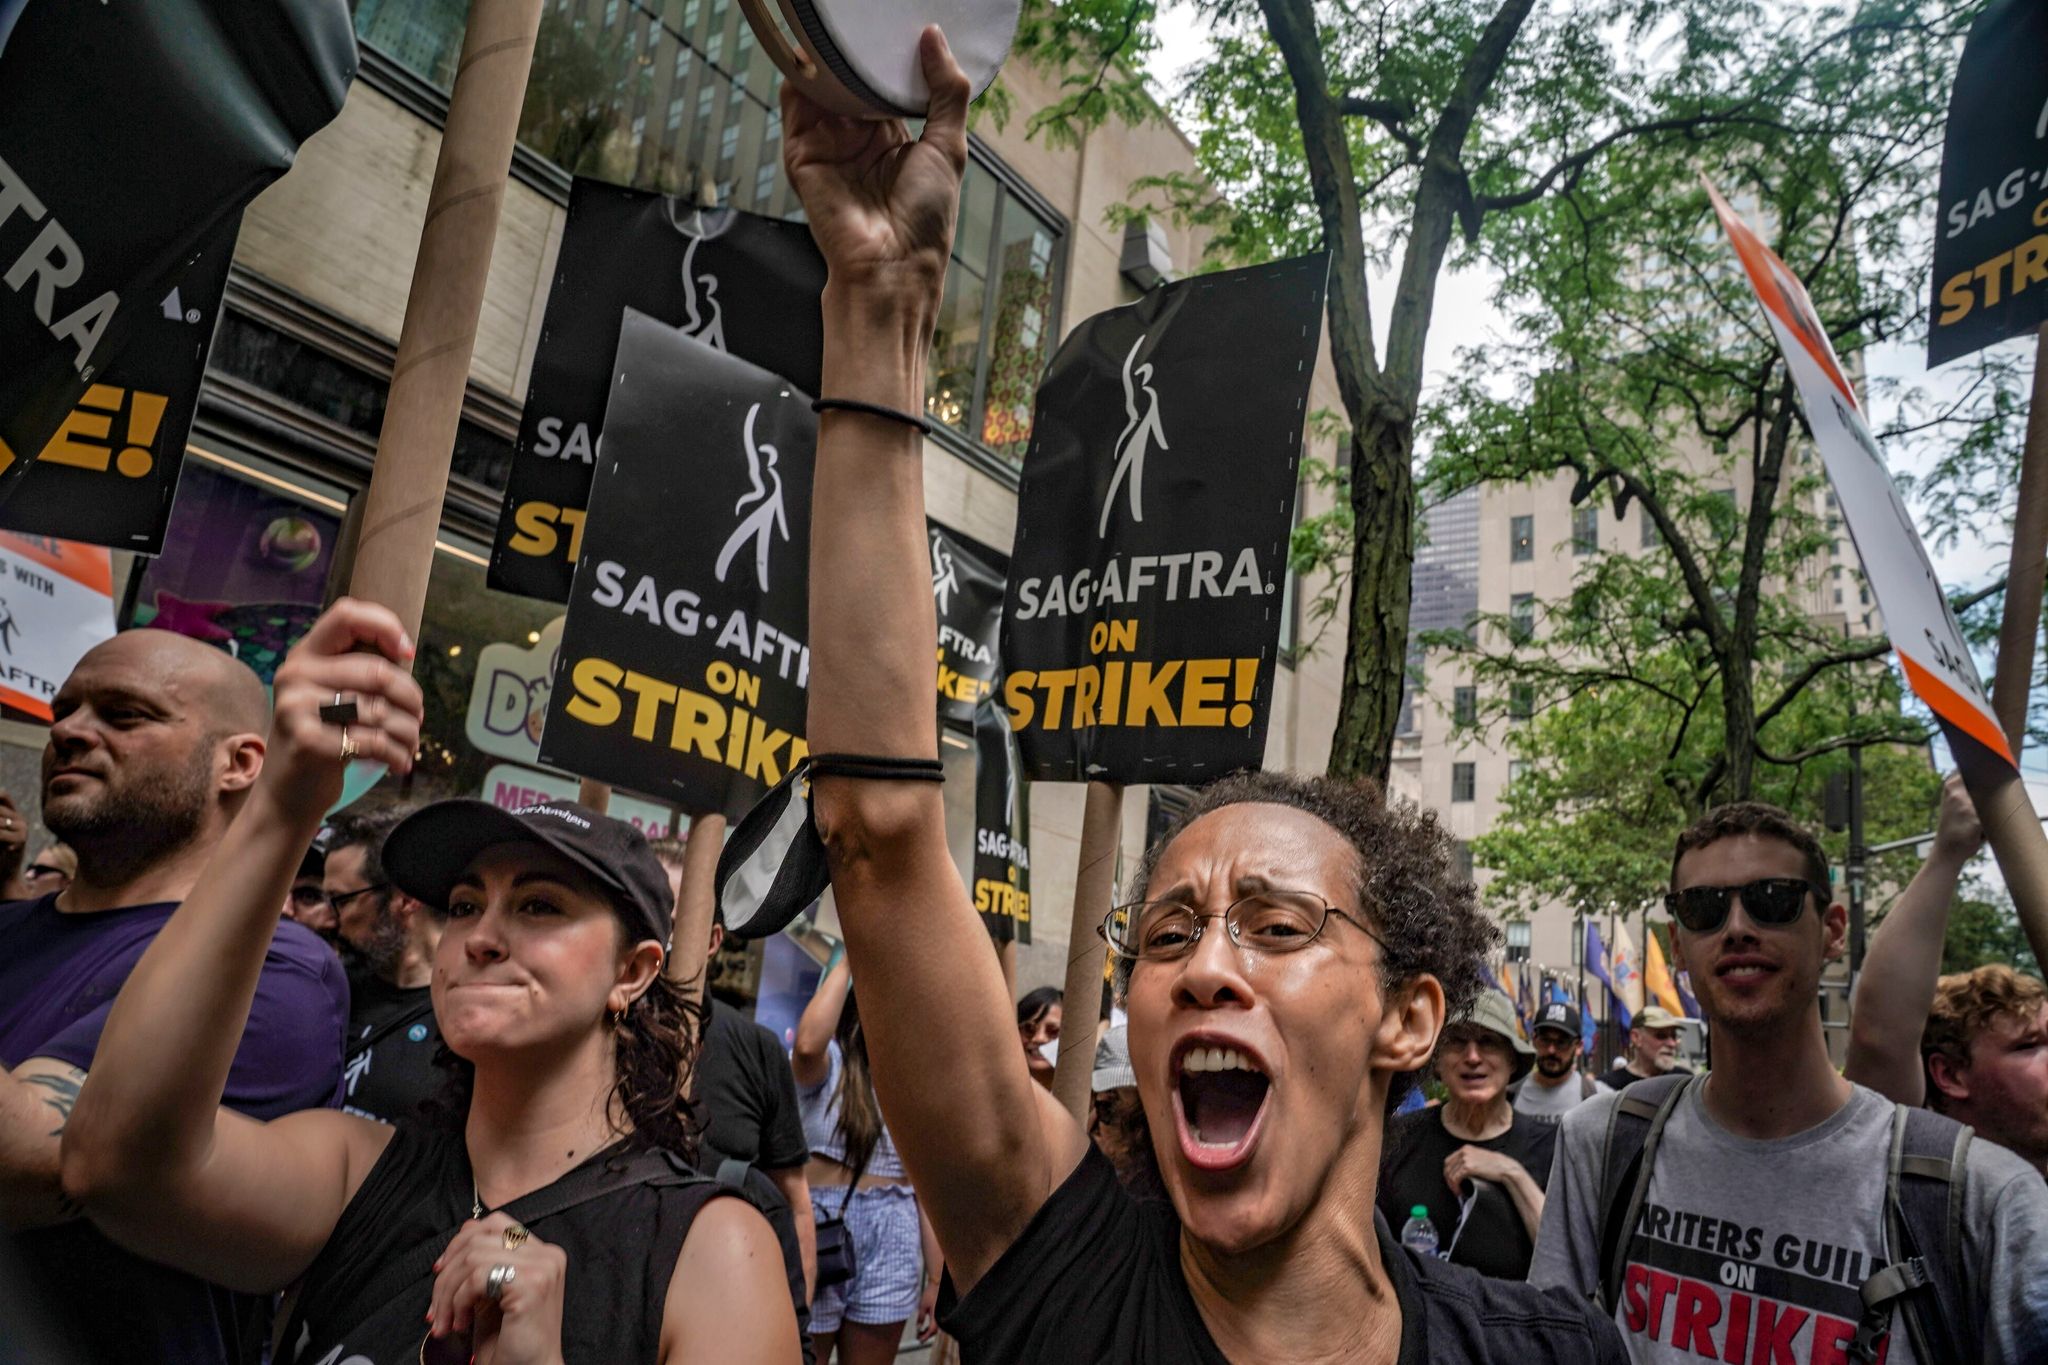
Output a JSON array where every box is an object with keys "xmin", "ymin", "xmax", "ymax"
[
  {"xmin": 1533, "ymin": 801, "xmax": 2048, "ymax": 1363},
  {"xmin": 324, "ymin": 803, "xmax": 445, "ymax": 1124}
]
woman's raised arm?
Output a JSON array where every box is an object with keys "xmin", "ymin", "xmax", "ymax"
[
  {"xmin": 789, "ymin": 27, "xmax": 1087, "ymax": 1293},
  {"xmin": 60, "ymin": 600, "xmax": 424, "ymax": 1292}
]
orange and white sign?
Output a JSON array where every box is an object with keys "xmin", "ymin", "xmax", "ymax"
[
  {"xmin": 1707, "ymin": 180, "xmax": 2018, "ymax": 786},
  {"xmin": 0, "ymin": 532, "xmax": 114, "ymax": 721}
]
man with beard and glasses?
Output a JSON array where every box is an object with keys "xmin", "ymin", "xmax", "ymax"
[
  {"xmin": 323, "ymin": 804, "xmax": 445, "ymax": 1124},
  {"xmin": 0, "ymin": 628, "xmax": 349, "ymax": 1364},
  {"xmin": 1534, "ymin": 802, "xmax": 2048, "ymax": 1364},
  {"xmin": 1511, "ymin": 1000, "xmax": 1607, "ymax": 1124},
  {"xmin": 282, "ymin": 837, "xmax": 337, "ymax": 944},
  {"xmin": 1594, "ymin": 1006, "xmax": 1687, "ymax": 1092}
]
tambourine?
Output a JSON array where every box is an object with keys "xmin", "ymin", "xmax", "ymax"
[{"xmin": 736, "ymin": 0, "xmax": 1019, "ymax": 120}]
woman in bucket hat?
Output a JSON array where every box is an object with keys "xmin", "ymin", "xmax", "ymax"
[{"xmin": 1377, "ymin": 988, "xmax": 1556, "ymax": 1280}]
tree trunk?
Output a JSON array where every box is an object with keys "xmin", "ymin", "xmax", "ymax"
[{"xmin": 1326, "ymin": 411, "xmax": 1417, "ymax": 785}]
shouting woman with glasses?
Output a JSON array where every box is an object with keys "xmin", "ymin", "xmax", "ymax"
[{"xmin": 777, "ymin": 28, "xmax": 1627, "ymax": 1362}]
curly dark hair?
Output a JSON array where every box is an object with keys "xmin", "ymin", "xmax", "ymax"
[
  {"xmin": 1115, "ymin": 770, "xmax": 1496, "ymax": 1114},
  {"xmin": 1670, "ymin": 801, "xmax": 1829, "ymax": 892},
  {"xmin": 425, "ymin": 916, "xmax": 706, "ymax": 1160}
]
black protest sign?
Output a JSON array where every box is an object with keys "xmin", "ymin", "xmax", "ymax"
[
  {"xmin": 972, "ymin": 694, "xmax": 1032, "ymax": 945},
  {"xmin": 491, "ymin": 185, "xmax": 827, "ymax": 603},
  {"xmin": 1928, "ymin": 0, "xmax": 2048, "ymax": 367},
  {"xmin": 540, "ymin": 311, "xmax": 815, "ymax": 815},
  {"xmin": 1000, "ymin": 254, "xmax": 1329, "ymax": 783},
  {"xmin": 931, "ymin": 520, "xmax": 1009, "ymax": 726},
  {"xmin": 0, "ymin": 0, "xmax": 354, "ymax": 493},
  {"xmin": 0, "ymin": 214, "xmax": 237, "ymax": 551}
]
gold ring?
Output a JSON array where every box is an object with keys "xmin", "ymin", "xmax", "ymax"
[
  {"xmin": 502, "ymin": 1223, "xmax": 529, "ymax": 1251},
  {"xmin": 339, "ymin": 729, "xmax": 360, "ymax": 764}
]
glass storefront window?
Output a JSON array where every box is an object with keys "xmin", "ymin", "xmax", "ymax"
[
  {"xmin": 209, "ymin": 313, "xmax": 516, "ymax": 493},
  {"xmin": 351, "ymin": 0, "xmax": 1064, "ymax": 466},
  {"xmin": 126, "ymin": 458, "xmax": 675, "ymax": 831}
]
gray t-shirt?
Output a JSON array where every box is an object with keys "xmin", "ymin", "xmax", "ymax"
[
  {"xmin": 1514, "ymin": 1072, "xmax": 1612, "ymax": 1123},
  {"xmin": 1531, "ymin": 1080, "xmax": 2048, "ymax": 1364}
]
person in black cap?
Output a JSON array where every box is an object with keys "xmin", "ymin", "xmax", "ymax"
[
  {"xmin": 60, "ymin": 599, "xmax": 798, "ymax": 1363},
  {"xmin": 1509, "ymin": 999, "xmax": 1606, "ymax": 1124}
]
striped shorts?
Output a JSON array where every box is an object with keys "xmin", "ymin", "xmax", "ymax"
[{"xmin": 810, "ymin": 1182, "xmax": 923, "ymax": 1332}]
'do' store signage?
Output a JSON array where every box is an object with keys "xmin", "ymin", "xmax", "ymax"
[
  {"xmin": 0, "ymin": 0, "xmax": 354, "ymax": 495},
  {"xmin": 1000, "ymin": 254, "xmax": 1330, "ymax": 783},
  {"xmin": 1928, "ymin": 0, "xmax": 2048, "ymax": 367},
  {"xmin": 490, "ymin": 184, "xmax": 826, "ymax": 604},
  {"xmin": 540, "ymin": 311, "xmax": 816, "ymax": 815}
]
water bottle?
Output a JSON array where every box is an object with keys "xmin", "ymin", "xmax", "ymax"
[{"xmin": 1400, "ymin": 1206, "xmax": 1439, "ymax": 1258}]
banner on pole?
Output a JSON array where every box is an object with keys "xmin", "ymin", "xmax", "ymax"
[
  {"xmin": 931, "ymin": 521, "xmax": 1008, "ymax": 726},
  {"xmin": 0, "ymin": 533, "xmax": 114, "ymax": 720},
  {"xmin": 1926, "ymin": 0, "xmax": 2048, "ymax": 367},
  {"xmin": 999, "ymin": 254, "xmax": 1330, "ymax": 782},
  {"xmin": 490, "ymin": 186, "xmax": 827, "ymax": 603},
  {"xmin": 539, "ymin": 312, "xmax": 815, "ymax": 815},
  {"xmin": 0, "ymin": 0, "xmax": 354, "ymax": 494},
  {"xmin": 1709, "ymin": 181, "xmax": 2019, "ymax": 788},
  {"xmin": 972, "ymin": 694, "xmax": 1032, "ymax": 944},
  {"xmin": 0, "ymin": 214, "xmax": 237, "ymax": 551}
]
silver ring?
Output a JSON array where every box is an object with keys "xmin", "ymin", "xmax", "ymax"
[{"xmin": 484, "ymin": 1263, "xmax": 515, "ymax": 1302}]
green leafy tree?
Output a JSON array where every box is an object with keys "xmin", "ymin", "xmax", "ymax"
[
  {"xmin": 1010, "ymin": 0, "xmax": 2000, "ymax": 782},
  {"xmin": 1400, "ymin": 0, "xmax": 2022, "ymax": 917}
]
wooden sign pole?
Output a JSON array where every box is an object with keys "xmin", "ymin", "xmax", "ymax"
[
  {"xmin": 1973, "ymin": 771, "xmax": 2048, "ymax": 971},
  {"xmin": 1990, "ymin": 321, "xmax": 2048, "ymax": 753},
  {"xmin": 668, "ymin": 812, "xmax": 726, "ymax": 1012},
  {"xmin": 577, "ymin": 778, "xmax": 612, "ymax": 813},
  {"xmin": 345, "ymin": 0, "xmax": 544, "ymax": 637},
  {"xmin": 1051, "ymin": 781, "xmax": 1123, "ymax": 1121}
]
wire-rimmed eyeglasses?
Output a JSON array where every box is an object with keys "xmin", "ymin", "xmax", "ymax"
[{"xmin": 1097, "ymin": 889, "xmax": 1382, "ymax": 962}]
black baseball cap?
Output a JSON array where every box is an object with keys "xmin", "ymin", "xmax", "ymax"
[
  {"xmin": 1532, "ymin": 1000, "xmax": 1581, "ymax": 1041},
  {"xmin": 382, "ymin": 800, "xmax": 674, "ymax": 950}
]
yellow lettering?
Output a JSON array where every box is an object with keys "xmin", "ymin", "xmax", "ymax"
[
  {"xmin": 1181, "ymin": 659, "xmax": 1229, "ymax": 726},
  {"xmin": 669, "ymin": 688, "xmax": 726, "ymax": 761},
  {"xmin": 622, "ymin": 671, "xmax": 676, "ymax": 741},
  {"xmin": 1004, "ymin": 671, "xmax": 1038, "ymax": 730},
  {"xmin": 2015, "ymin": 235, "xmax": 2048, "ymax": 296},
  {"xmin": 1126, "ymin": 661, "xmax": 1183, "ymax": 726},
  {"xmin": 508, "ymin": 502, "xmax": 560, "ymax": 558},
  {"xmin": 1975, "ymin": 250, "xmax": 2015, "ymax": 307},
  {"xmin": 564, "ymin": 657, "xmax": 624, "ymax": 727},
  {"xmin": 1072, "ymin": 665, "xmax": 1101, "ymax": 728},
  {"xmin": 1938, "ymin": 271, "xmax": 1974, "ymax": 326},
  {"xmin": 1038, "ymin": 669, "xmax": 1077, "ymax": 728}
]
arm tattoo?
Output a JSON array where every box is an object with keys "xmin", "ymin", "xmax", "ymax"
[{"xmin": 23, "ymin": 1068, "xmax": 84, "ymax": 1137}]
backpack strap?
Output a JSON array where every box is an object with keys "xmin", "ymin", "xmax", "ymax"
[
  {"xmin": 1595, "ymin": 1074, "xmax": 1694, "ymax": 1314},
  {"xmin": 1581, "ymin": 1073, "xmax": 1597, "ymax": 1100},
  {"xmin": 1850, "ymin": 1105, "xmax": 1974, "ymax": 1365},
  {"xmin": 715, "ymin": 1156, "xmax": 755, "ymax": 1191}
]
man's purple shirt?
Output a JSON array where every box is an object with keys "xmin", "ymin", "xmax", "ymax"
[{"xmin": 0, "ymin": 891, "xmax": 350, "ymax": 1362}]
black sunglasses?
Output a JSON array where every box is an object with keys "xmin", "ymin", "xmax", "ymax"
[{"xmin": 1663, "ymin": 878, "xmax": 1828, "ymax": 934}]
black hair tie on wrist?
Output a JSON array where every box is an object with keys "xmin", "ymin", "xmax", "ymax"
[
  {"xmin": 807, "ymin": 753, "xmax": 945, "ymax": 782},
  {"xmin": 811, "ymin": 397, "xmax": 936, "ymax": 437}
]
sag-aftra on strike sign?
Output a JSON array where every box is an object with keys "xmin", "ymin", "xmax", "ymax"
[{"xmin": 1001, "ymin": 254, "xmax": 1330, "ymax": 784}]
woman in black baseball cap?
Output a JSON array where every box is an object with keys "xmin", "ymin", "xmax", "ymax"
[{"xmin": 62, "ymin": 600, "xmax": 797, "ymax": 1362}]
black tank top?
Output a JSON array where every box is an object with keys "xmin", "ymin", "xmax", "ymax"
[{"xmin": 280, "ymin": 1124, "xmax": 728, "ymax": 1364}]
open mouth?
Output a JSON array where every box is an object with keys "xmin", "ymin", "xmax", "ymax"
[
  {"xmin": 1716, "ymin": 959, "xmax": 1778, "ymax": 982},
  {"xmin": 1173, "ymin": 1043, "xmax": 1272, "ymax": 1171}
]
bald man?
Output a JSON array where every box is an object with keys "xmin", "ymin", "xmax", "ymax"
[{"xmin": 0, "ymin": 629, "xmax": 350, "ymax": 1365}]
